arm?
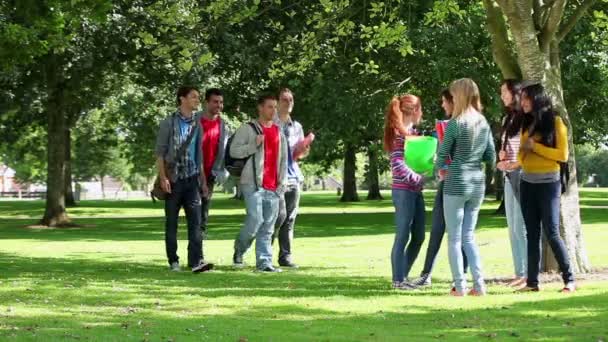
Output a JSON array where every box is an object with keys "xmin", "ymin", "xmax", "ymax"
[
  {"xmin": 483, "ymin": 128, "xmax": 496, "ymax": 167},
  {"xmin": 435, "ymin": 119, "xmax": 457, "ymax": 170},
  {"xmin": 278, "ymin": 133, "xmax": 288, "ymax": 192},
  {"xmin": 531, "ymin": 117, "xmax": 569, "ymax": 162},
  {"xmin": 229, "ymin": 123, "xmax": 259, "ymax": 158},
  {"xmin": 154, "ymin": 118, "xmax": 171, "ymax": 160}
]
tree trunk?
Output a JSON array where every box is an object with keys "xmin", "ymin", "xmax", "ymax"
[
  {"xmin": 100, "ymin": 175, "xmax": 106, "ymax": 199},
  {"xmin": 64, "ymin": 128, "xmax": 76, "ymax": 207},
  {"xmin": 40, "ymin": 99, "xmax": 70, "ymax": 226},
  {"xmin": 366, "ymin": 147, "xmax": 383, "ymax": 200},
  {"xmin": 341, "ymin": 144, "xmax": 359, "ymax": 202}
]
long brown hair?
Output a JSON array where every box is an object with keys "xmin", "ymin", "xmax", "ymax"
[{"xmin": 383, "ymin": 94, "xmax": 421, "ymax": 151}]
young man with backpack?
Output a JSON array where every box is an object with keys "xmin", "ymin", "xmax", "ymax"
[
  {"xmin": 155, "ymin": 86, "xmax": 214, "ymax": 273},
  {"xmin": 198, "ymin": 88, "xmax": 229, "ymax": 241},
  {"xmin": 229, "ymin": 94, "xmax": 288, "ymax": 272}
]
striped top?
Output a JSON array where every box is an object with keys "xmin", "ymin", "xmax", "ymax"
[
  {"xmin": 435, "ymin": 111, "xmax": 496, "ymax": 197},
  {"xmin": 391, "ymin": 132, "xmax": 424, "ymax": 192},
  {"xmin": 502, "ymin": 133, "xmax": 521, "ymax": 164}
]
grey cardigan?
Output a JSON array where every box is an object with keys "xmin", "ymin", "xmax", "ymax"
[{"xmin": 229, "ymin": 121, "xmax": 288, "ymax": 194}]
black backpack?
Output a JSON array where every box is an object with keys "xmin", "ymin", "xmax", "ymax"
[{"xmin": 225, "ymin": 122, "xmax": 262, "ymax": 178}]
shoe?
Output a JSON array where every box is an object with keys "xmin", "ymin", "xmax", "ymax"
[
  {"xmin": 468, "ymin": 288, "xmax": 486, "ymax": 296},
  {"xmin": 450, "ymin": 287, "xmax": 465, "ymax": 296},
  {"xmin": 412, "ymin": 273, "xmax": 431, "ymax": 287},
  {"xmin": 392, "ymin": 281, "xmax": 417, "ymax": 291},
  {"xmin": 169, "ymin": 262, "xmax": 180, "ymax": 272},
  {"xmin": 561, "ymin": 282, "xmax": 576, "ymax": 293},
  {"xmin": 515, "ymin": 286, "xmax": 539, "ymax": 293},
  {"xmin": 508, "ymin": 277, "xmax": 527, "ymax": 287},
  {"xmin": 192, "ymin": 261, "xmax": 214, "ymax": 273},
  {"xmin": 233, "ymin": 252, "xmax": 244, "ymax": 267},
  {"xmin": 258, "ymin": 266, "xmax": 282, "ymax": 273},
  {"xmin": 279, "ymin": 261, "xmax": 299, "ymax": 268}
]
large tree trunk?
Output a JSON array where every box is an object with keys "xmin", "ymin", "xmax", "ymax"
[
  {"xmin": 341, "ymin": 144, "xmax": 359, "ymax": 202},
  {"xmin": 366, "ymin": 147, "xmax": 383, "ymax": 200},
  {"xmin": 41, "ymin": 96, "xmax": 70, "ymax": 226},
  {"xmin": 64, "ymin": 128, "xmax": 76, "ymax": 207},
  {"xmin": 483, "ymin": 1, "xmax": 591, "ymax": 273}
]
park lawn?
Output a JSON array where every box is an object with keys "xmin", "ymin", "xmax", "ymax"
[{"xmin": 0, "ymin": 189, "xmax": 607, "ymax": 341}]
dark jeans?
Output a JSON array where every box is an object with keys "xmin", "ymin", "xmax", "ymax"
[
  {"xmin": 200, "ymin": 178, "xmax": 215, "ymax": 241},
  {"xmin": 273, "ymin": 183, "xmax": 300, "ymax": 264},
  {"xmin": 421, "ymin": 182, "xmax": 468, "ymax": 276},
  {"xmin": 165, "ymin": 176, "xmax": 203, "ymax": 267},
  {"xmin": 520, "ymin": 180, "xmax": 574, "ymax": 287}
]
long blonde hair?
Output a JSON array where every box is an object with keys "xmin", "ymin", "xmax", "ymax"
[
  {"xmin": 383, "ymin": 94, "xmax": 421, "ymax": 151},
  {"xmin": 450, "ymin": 78, "xmax": 482, "ymax": 118}
]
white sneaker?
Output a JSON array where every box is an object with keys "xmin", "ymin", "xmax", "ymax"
[{"xmin": 169, "ymin": 262, "xmax": 180, "ymax": 272}]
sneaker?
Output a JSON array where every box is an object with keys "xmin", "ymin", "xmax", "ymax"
[
  {"xmin": 515, "ymin": 286, "xmax": 540, "ymax": 293},
  {"xmin": 392, "ymin": 281, "xmax": 417, "ymax": 291},
  {"xmin": 450, "ymin": 287, "xmax": 465, "ymax": 296},
  {"xmin": 169, "ymin": 262, "xmax": 180, "ymax": 272},
  {"xmin": 279, "ymin": 260, "xmax": 299, "ymax": 268},
  {"xmin": 561, "ymin": 282, "xmax": 576, "ymax": 293},
  {"xmin": 468, "ymin": 288, "xmax": 486, "ymax": 296},
  {"xmin": 412, "ymin": 273, "xmax": 431, "ymax": 287},
  {"xmin": 233, "ymin": 252, "xmax": 244, "ymax": 268},
  {"xmin": 258, "ymin": 266, "xmax": 282, "ymax": 273},
  {"xmin": 192, "ymin": 261, "xmax": 214, "ymax": 273}
]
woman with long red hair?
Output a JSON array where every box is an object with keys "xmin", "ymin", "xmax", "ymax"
[{"xmin": 383, "ymin": 94, "xmax": 426, "ymax": 290}]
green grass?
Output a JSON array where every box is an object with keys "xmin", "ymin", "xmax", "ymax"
[{"xmin": 1, "ymin": 189, "xmax": 607, "ymax": 341}]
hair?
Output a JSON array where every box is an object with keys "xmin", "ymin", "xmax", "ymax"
[
  {"xmin": 500, "ymin": 79, "xmax": 524, "ymax": 144},
  {"xmin": 383, "ymin": 94, "xmax": 421, "ymax": 152},
  {"xmin": 176, "ymin": 86, "xmax": 199, "ymax": 105},
  {"xmin": 257, "ymin": 93, "xmax": 278, "ymax": 105},
  {"xmin": 205, "ymin": 88, "xmax": 223, "ymax": 101},
  {"xmin": 440, "ymin": 88, "xmax": 453, "ymax": 103},
  {"xmin": 278, "ymin": 87, "xmax": 293, "ymax": 98},
  {"xmin": 449, "ymin": 78, "xmax": 482, "ymax": 118},
  {"xmin": 521, "ymin": 83, "xmax": 557, "ymax": 147}
]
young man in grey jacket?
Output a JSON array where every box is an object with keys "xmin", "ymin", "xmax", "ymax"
[
  {"xmin": 198, "ymin": 88, "xmax": 229, "ymax": 240},
  {"xmin": 155, "ymin": 86, "xmax": 213, "ymax": 273},
  {"xmin": 231, "ymin": 94, "xmax": 288, "ymax": 272}
]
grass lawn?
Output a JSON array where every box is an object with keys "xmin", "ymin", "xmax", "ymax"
[{"xmin": 0, "ymin": 189, "xmax": 607, "ymax": 341}]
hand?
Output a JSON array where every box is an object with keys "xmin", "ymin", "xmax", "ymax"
[
  {"xmin": 438, "ymin": 169, "xmax": 447, "ymax": 181},
  {"xmin": 160, "ymin": 176, "xmax": 172, "ymax": 193},
  {"xmin": 497, "ymin": 161, "xmax": 508, "ymax": 171},
  {"xmin": 522, "ymin": 138, "xmax": 535, "ymax": 153},
  {"xmin": 200, "ymin": 181, "xmax": 209, "ymax": 199},
  {"xmin": 499, "ymin": 150, "xmax": 507, "ymax": 161},
  {"xmin": 256, "ymin": 135, "xmax": 264, "ymax": 146}
]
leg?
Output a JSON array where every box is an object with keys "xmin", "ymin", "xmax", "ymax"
[
  {"xmin": 390, "ymin": 189, "xmax": 416, "ymax": 283},
  {"xmin": 421, "ymin": 182, "xmax": 445, "ymax": 276},
  {"xmin": 164, "ymin": 180, "xmax": 182, "ymax": 265},
  {"xmin": 234, "ymin": 185, "xmax": 264, "ymax": 259},
  {"xmin": 277, "ymin": 184, "xmax": 300, "ymax": 264},
  {"xmin": 184, "ymin": 177, "xmax": 203, "ymax": 268},
  {"xmin": 539, "ymin": 181, "xmax": 574, "ymax": 285},
  {"xmin": 273, "ymin": 192, "xmax": 287, "ymax": 244},
  {"xmin": 443, "ymin": 194, "xmax": 466, "ymax": 292},
  {"xmin": 505, "ymin": 177, "xmax": 526, "ymax": 278},
  {"xmin": 200, "ymin": 181, "xmax": 214, "ymax": 241},
  {"xmin": 461, "ymin": 193, "xmax": 485, "ymax": 292},
  {"xmin": 521, "ymin": 181, "xmax": 542, "ymax": 288},
  {"xmin": 256, "ymin": 190, "xmax": 280, "ymax": 269},
  {"xmin": 403, "ymin": 191, "xmax": 426, "ymax": 278}
]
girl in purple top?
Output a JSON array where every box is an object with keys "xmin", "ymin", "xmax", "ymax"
[{"xmin": 383, "ymin": 94, "xmax": 425, "ymax": 290}]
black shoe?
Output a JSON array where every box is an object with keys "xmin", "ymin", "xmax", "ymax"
[
  {"xmin": 279, "ymin": 261, "xmax": 298, "ymax": 268},
  {"xmin": 258, "ymin": 266, "xmax": 282, "ymax": 273},
  {"xmin": 192, "ymin": 261, "xmax": 214, "ymax": 273},
  {"xmin": 233, "ymin": 252, "xmax": 244, "ymax": 267}
]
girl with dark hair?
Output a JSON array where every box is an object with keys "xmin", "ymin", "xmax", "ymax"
[
  {"xmin": 517, "ymin": 83, "xmax": 575, "ymax": 292},
  {"xmin": 497, "ymin": 80, "xmax": 527, "ymax": 287}
]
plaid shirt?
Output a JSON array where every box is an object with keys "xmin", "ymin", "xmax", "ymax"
[{"xmin": 174, "ymin": 112, "xmax": 200, "ymax": 180}]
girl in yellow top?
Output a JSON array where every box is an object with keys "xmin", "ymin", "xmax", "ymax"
[{"xmin": 517, "ymin": 83, "xmax": 575, "ymax": 293}]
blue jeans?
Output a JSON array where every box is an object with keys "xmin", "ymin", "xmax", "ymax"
[
  {"xmin": 520, "ymin": 180, "xmax": 574, "ymax": 287},
  {"xmin": 504, "ymin": 176, "xmax": 527, "ymax": 277},
  {"xmin": 444, "ymin": 193, "xmax": 485, "ymax": 293},
  {"xmin": 391, "ymin": 189, "xmax": 426, "ymax": 282},
  {"xmin": 420, "ymin": 182, "xmax": 468, "ymax": 276},
  {"xmin": 234, "ymin": 185, "xmax": 280, "ymax": 269}
]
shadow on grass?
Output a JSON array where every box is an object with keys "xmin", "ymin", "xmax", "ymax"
[{"xmin": 1, "ymin": 252, "xmax": 607, "ymax": 341}]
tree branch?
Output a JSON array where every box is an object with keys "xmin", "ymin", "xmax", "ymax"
[
  {"xmin": 556, "ymin": 0, "xmax": 598, "ymax": 42},
  {"xmin": 482, "ymin": 0, "xmax": 521, "ymax": 79},
  {"xmin": 539, "ymin": 0, "xmax": 567, "ymax": 51}
]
